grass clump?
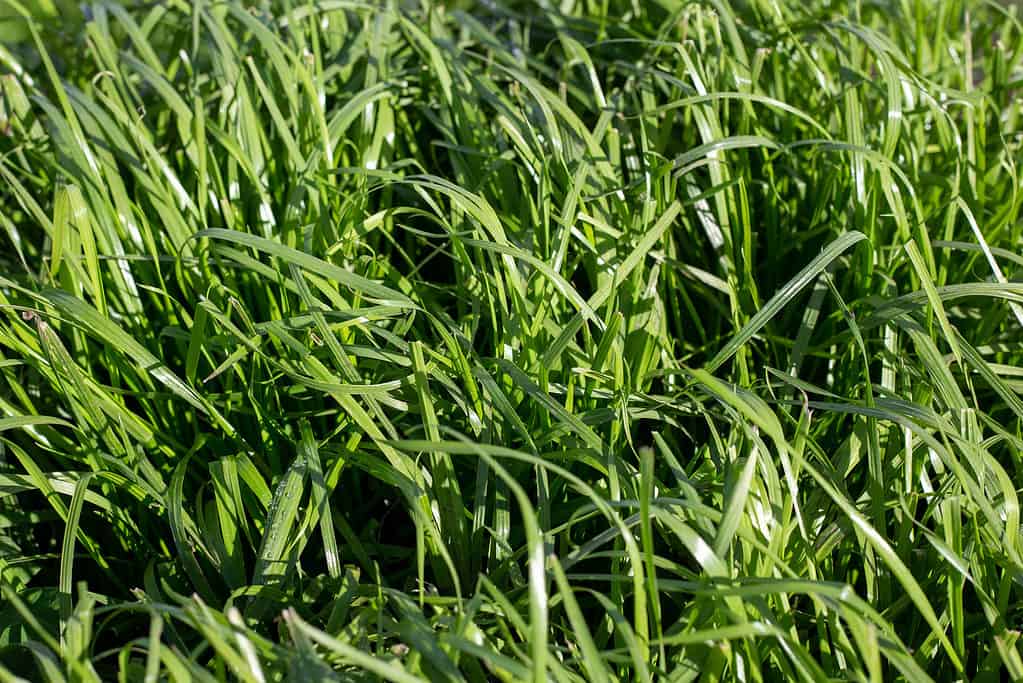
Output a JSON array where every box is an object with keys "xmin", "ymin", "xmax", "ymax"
[{"xmin": 1, "ymin": 0, "xmax": 1022, "ymax": 680}]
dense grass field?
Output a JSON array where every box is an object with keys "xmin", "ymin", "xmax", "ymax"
[{"xmin": 1, "ymin": 0, "xmax": 1022, "ymax": 680}]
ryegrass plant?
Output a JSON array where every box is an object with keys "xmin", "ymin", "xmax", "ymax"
[{"xmin": 1, "ymin": 0, "xmax": 1022, "ymax": 680}]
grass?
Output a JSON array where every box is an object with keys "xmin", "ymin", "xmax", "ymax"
[{"xmin": 0, "ymin": 0, "xmax": 1021, "ymax": 680}]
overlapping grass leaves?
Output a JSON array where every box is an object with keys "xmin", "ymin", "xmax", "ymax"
[{"xmin": 0, "ymin": 0, "xmax": 1022, "ymax": 680}]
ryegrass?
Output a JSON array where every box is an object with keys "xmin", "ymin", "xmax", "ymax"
[{"xmin": 0, "ymin": 0, "xmax": 1022, "ymax": 680}]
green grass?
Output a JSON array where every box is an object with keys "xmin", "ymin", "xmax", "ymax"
[{"xmin": 0, "ymin": 0, "xmax": 1022, "ymax": 680}]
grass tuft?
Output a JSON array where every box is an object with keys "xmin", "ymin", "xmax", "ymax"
[{"xmin": 1, "ymin": 0, "xmax": 1022, "ymax": 680}]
